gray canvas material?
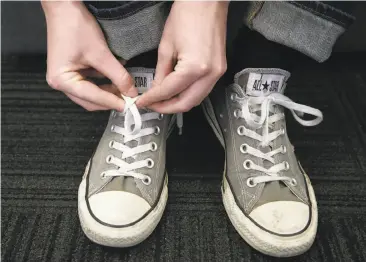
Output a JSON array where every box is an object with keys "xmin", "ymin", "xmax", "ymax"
[
  {"xmin": 208, "ymin": 68, "xmax": 310, "ymax": 214},
  {"xmin": 97, "ymin": 2, "xmax": 169, "ymax": 60},
  {"xmin": 245, "ymin": 1, "xmax": 347, "ymax": 63},
  {"xmin": 86, "ymin": 68, "xmax": 172, "ymax": 206},
  {"xmin": 96, "ymin": 1, "xmax": 351, "ymax": 63}
]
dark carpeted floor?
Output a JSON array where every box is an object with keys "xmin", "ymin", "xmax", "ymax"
[{"xmin": 1, "ymin": 54, "xmax": 366, "ymax": 262}]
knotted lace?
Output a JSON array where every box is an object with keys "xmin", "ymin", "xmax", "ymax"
[{"xmin": 231, "ymin": 86, "xmax": 323, "ymax": 187}]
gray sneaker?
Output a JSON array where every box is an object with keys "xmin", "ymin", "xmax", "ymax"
[
  {"xmin": 78, "ymin": 68, "xmax": 174, "ymax": 247},
  {"xmin": 202, "ymin": 68, "xmax": 323, "ymax": 257}
]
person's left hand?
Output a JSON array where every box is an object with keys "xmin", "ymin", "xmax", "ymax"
[{"xmin": 136, "ymin": 1, "xmax": 229, "ymax": 113}]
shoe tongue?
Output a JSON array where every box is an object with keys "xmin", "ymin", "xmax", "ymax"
[
  {"xmin": 127, "ymin": 67, "xmax": 155, "ymax": 94},
  {"xmin": 234, "ymin": 68, "xmax": 290, "ymax": 97}
]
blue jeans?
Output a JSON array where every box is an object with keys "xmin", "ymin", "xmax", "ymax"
[{"xmin": 85, "ymin": 1, "xmax": 355, "ymax": 63}]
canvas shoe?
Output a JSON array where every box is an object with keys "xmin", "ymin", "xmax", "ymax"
[
  {"xmin": 78, "ymin": 68, "xmax": 175, "ymax": 247},
  {"xmin": 202, "ymin": 68, "xmax": 323, "ymax": 257}
]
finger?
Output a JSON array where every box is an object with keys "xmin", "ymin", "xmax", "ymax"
[
  {"xmin": 119, "ymin": 58, "xmax": 127, "ymax": 66},
  {"xmin": 66, "ymin": 93, "xmax": 109, "ymax": 111},
  {"xmin": 136, "ymin": 71, "xmax": 194, "ymax": 108},
  {"xmin": 99, "ymin": 84, "xmax": 121, "ymax": 97},
  {"xmin": 80, "ymin": 59, "xmax": 127, "ymax": 79},
  {"xmin": 136, "ymin": 61, "xmax": 207, "ymax": 108},
  {"xmin": 64, "ymin": 79, "xmax": 125, "ymax": 111},
  {"xmin": 88, "ymin": 48, "xmax": 137, "ymax": 97},
  {"xmin": 79, "ymin": 68, "xmax": 105, "ymax": 78},
  {"xmin": 154, "ymin": 44, "xmax": 175, "ymax": 85},
  {"xmin": 148, "ymin": 76, "xmax": 216, "ymax": 114}
]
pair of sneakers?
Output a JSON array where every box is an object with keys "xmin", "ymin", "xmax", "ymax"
[{"xmin": 78, "ymin": 67, "xmax": 323, "ymax": 257}]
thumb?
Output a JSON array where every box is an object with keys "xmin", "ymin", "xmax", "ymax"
[
  {"xmin": 136, "ymin": 44, "xmax": 175, "ymax": 108},
  {"xmin": 154, "ymin": 44, "xmax": 175, "ymax": 85},
  {"xmin": 89, "ymin": 48, "xmax": 137, "ymax": 97}
]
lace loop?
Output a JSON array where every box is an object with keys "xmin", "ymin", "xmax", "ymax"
[
  {"xmin": 122, "ymin": 95, "xmax": 141, "ymax": 135},
  {"xmin": 233, "ymin": 91, "xmax": 323, "ymax": 186}
]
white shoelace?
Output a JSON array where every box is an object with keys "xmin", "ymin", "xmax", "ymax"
[
  {"xmin": 232, "ymin": 88, "xmax": 323, "ymax": 187},
  {"xmin": 101, "ymin": 95, "xmax": 162, "ymax": 185}
]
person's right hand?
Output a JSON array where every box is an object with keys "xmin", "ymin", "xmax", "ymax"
[{"xmin": 42, "ymin": 1, "xmax": 137, "ymax": 111}]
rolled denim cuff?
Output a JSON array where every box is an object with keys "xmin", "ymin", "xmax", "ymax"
[
  {"xmin": 244, "ymin": 1, "xmax": 355, "ymax": 62},
  {"xmin": 95, "ymin": 2, "xmax": 168, "ymax": 60}
]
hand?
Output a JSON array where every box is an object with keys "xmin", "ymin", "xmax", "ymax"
[
  {"xmin": 136, "ymin": 1, "xmax": 228, "ymax": 113},
  {"xmin": 42, "ymin": 1, "xmax": 137, "ymax": 111}
]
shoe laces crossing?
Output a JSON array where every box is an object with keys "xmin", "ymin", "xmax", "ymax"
[
  {"xmin": 231, "ymin": 84, "xmax": 323, "ymax": 186},
  {"xmin": 101, "ymin": 95, "xmax": 162, "ymax": 185}
]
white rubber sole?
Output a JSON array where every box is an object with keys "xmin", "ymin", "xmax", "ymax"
[
  {"xmin": 222, "ymin": 170, "xmax": 318, "ymax": 257},
  {"xmin": 78, "ymin": 177, "xmax": 168, "ymax": 247}
]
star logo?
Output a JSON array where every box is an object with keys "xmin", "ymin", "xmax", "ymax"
[{"xmin": 262, "ymin": 81, "xmax": 269, "ymax": 91}]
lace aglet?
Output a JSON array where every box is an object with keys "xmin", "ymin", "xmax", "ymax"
[{"xmin": 177, "ymin": 113, "xmax": 183, "ymax": 135}]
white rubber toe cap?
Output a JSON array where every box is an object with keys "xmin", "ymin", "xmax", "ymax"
[
  {"xmin": 88, "ymin": 191, "xmax": 151, "ymax": 226},
  {"xmin": 249, "ymin": 201, "xmax": 310, "ymax": 235}
]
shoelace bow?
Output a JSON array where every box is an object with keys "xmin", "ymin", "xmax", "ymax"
[
  {"xmin": 102, "ymin": 95, "xmax": 183, "ymax": 185},
  {"xmin": 232, "ymin": 85, "xmax": 323, "ymax": 186}
]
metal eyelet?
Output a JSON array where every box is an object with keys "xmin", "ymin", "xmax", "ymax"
[
  {"xmin": 146, "ymin": 158, "xmax": 154, "ymax": 168},
  {"xmin": 237, "ymin": 126, "xmax": 245, "ymax": 136},
  {"xmin": 150, "ymin": 142, "xmax": 158, "ymax": 151},
  {"xmin": 158, "ymin": 114, "xmax": 164, "ymax": 120},
  {"xmin": 106, "ymin": 155, "xmax": 113, "ymax": 163},
  {"xmin": 142, "ymin": 176, "xmax": 152, "ymax": 185},
  {"xmin": 240, "ymin": 144, "xmax": 248, "ymax": 154},
  {"xmin": 233, "ymin": 109, "xmax": 241, "ymax": 118},
  {"xmin": 281, "ymin": 128, "xmax": 285, "ymax": 135},
  {"xmin": 243, "ymin": 159, "xmax": 253, "ymax": 170},
  {"xmin": 111, "ymin": 125, "xmax": 115, "ymax": 132},
  {"xmin": 290, "ymin": 178, "xmax": 297, "ymax": 186},
  {"xmin": 154, "ymin": 126, "xmax": 161, "ymax": 135},
  {"xmin": 109, "ymin": 140, "xmax": 115, "ymax": 149},
  {"xmin": 230, "ymin": 93, "xmax": 237, "ymax": 101},
  {"xmin": 281, "ymin": 145, "xmax": 287, "ymax": 154},
  {"xmin": 100, "ymin": 172, "xmax": 107, "ymax": 179},
  {"xmin": 246, "ymin": 177, "xmax": 256, "ymax": 188},
  {"xmin": 284, "ymin": 161, "xmax": 290, "ymax": 170}
]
